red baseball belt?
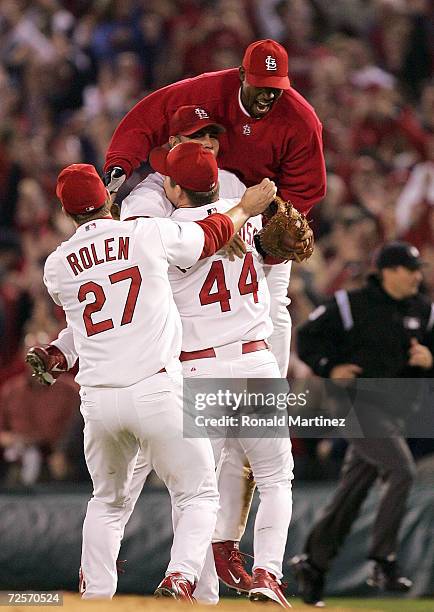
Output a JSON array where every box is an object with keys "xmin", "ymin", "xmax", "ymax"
[{"xmin": 179, "ymin": 340, "xmax": 267, "ymax": 362}]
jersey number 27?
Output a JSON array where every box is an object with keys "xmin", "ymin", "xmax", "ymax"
[{"xmin": 78, "ymin": 266, "xmax": 142, "ymax": 336}]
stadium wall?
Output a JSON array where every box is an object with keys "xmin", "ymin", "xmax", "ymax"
[{"xmin": 1, "ymin": 483, "xmax": 433, "ymax": 597}]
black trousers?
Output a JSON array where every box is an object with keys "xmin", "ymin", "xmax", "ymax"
[{"xmin": 304, "ymin": 435, "xmax": 416, "ymax": 572}]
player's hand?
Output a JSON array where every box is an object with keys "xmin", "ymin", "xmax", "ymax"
[
  {"xmin": 103, "ymin": 166, "xmax": 126, "ymax": 194},
  {"xmin": 25, "ymin": 345, "xmax": 68, "ymax": 386},
  {"xmin": 330, "ymin": 363, "xmax": 363, "ymax": 379},
  {"xmin": 239, "ymin": 179, "xmax": 277, "ymax": 217},
  {"xmin": 408, "ymin": 338, "xmax": 433, "ymax": 369},
  {"xmin": 223, "ymin": 234, "xmax": 247, "ymax": 261}
]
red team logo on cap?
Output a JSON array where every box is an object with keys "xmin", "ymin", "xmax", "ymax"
[{"xmin": 194, "ymin": 108, "xmax": 209, "ymax": 119}]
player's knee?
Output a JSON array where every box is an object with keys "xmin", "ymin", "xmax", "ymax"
[
  {"xmin": 91, "ymin": 491, "xmax": 130, "ymax": 508},
  {"xmin": 254, "ymin": 471, "xmax": 293, "ymax": 492},
  {"xmin": 388, "ymin": 460, "xmax": 416, "ymax": 487},
  {"xmin": 173, "ymin": 486, "xmax": 219, "ymax": 512},
  {"xmin": 400, "ymin": 461, "xmax": 417, "ymax": 484}
]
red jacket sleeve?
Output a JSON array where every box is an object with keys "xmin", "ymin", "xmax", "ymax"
[
  {"xmin": 104, "ymin": 88, "xmax": 173, "ymax": 176},
  {"xmin": 104, "ymin": 70, "xmax": 233, "ymax": 176},
  {"xmin": 278, "ymin": 120, "xmax": 326, "ymax": 216},
  {"xmin": 196, "ymin": 213, "xmax": 235, "ymax": 259}
]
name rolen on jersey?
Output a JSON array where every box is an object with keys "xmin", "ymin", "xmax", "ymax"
[
  {"xmin": 169, "ymin": 199, "xmax": 273, "ymax": 352},
  {"xmin": 43, "ymin": 217, "xmax": 205, "ymax": 387}
]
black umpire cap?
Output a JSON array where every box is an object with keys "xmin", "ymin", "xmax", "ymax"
[{"xmin": 375, "ymin": 241, "xmax": 424, "ymax": 271}]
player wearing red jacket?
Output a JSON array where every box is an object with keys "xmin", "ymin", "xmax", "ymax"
[
  {"xmin": 104, "ymin": 39, "xmax": 326, "ymax": 215},
  {"xmin": 102, "ymin": 38, "xmax": 325, "ymax": 597}
]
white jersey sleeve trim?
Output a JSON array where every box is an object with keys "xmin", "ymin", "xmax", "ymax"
[
  {"xmin": 43, "ymin": 252, "xmax": 62, "ymax": 306},
  {"xmin": 52, "ymin": 326, "xmax": 78, "ymax": 369},
  {"xmin": 154, "ymin": 218, "xmax": 205, "ymax": 269},
  {"xmin": 334, "ymin": 289, "xmax": 354, "ymax": 331}
]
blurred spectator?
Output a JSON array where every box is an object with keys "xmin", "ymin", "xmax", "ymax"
[
  {"xmin": 0, "ymin": 0, "xmax": 433, "ymax": 485},
  {"xmin": 395, "ymin": 134, "xmax": 434, "ymax": 248},
  {"xmin": 0, "ymin": 229, "xmax": 32, "ymax": 379},
  {"xmin": 314, "ymin": 206, "xmax": 379, "ymax": 295},
  {"xmin": 48, "ymin": 409, "xmax": 88, "ymax": 483},
  {"xmin": 0, "ymin": 348, "xmax": 79, "ymax": 486}
]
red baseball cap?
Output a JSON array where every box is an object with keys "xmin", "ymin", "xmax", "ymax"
[
  {"xmin": 242, "ymin": 39, "xmax": 290, "ymax": 90},
  {"xmin": 56, "ymin": 164, "xmax": 107, "ymax": 214},
  {"xmin": 149, "ymin": 141, "xmax": 218, "ymax": 192},
  {"xmin": 169, "ymin": 105, "xmax": 225, "ymax": 137}
]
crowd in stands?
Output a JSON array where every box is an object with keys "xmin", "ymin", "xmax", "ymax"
[{"xmin": 0, "ymin": 0, "xmax": 433, "ymax": 486}]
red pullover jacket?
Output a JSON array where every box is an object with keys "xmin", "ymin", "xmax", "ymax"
[{"xmin": 104, "ymin": 68, "xmax": 326, "ymax": 214}]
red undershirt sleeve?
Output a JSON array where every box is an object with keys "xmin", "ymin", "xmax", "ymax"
[{"xmin": 196, "ymin": 213, "xmax": 235, "ymax": 259}]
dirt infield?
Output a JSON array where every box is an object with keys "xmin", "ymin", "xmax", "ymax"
[{"xmin": 12, "ymin": 593, "xmax": 434, "ymax": 612}]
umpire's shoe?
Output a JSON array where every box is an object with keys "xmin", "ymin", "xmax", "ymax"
[
  {"xmin": 290, "ymin": 555, "xmax": 325, "ymax": 607},
  {"xmin": 212, "ymin": 541, "xmax": 252, "ymax": 593},
  {"xmin": 367, "ymin": 559, "xmax": 413, "ymax": 592},
  {"xmin": 154, "ymin": 573, "xmax": 196, "ymax": 603},
  {"xmin": 249, "ymin": 569, "xmax": 291, "ymax": 608}
]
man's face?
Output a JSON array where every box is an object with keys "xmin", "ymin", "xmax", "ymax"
[
  {"xmin": 239, "ymin": 68, "xmax": 283, "ymax": 119},
  {"xmin": 170, "ymin": 128, "xmax": 220, "ymax": 157},
  {"xmin": 384, "ymin": 266, "xmax": 423, "ymax": 298}
]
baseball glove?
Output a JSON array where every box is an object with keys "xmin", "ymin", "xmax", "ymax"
[
  {"xmin": 257, "ymin": 196, "xmax": 314, "ymax": 263},
  {"xmin": 25, "ymin": 345, "xmax": 68, "ymax": 386}
]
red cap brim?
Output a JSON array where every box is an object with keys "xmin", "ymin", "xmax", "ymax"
[
  {"xmin": 246, "ymin": 73, "xmax": 290, "ymax": 90},
  {"xmin": 180, "ymin": 121, "xmax": 226, "ymax": 137},
  {"xmin": 149, "ymin": 146, "xmax": 170, "ymax": 175}
]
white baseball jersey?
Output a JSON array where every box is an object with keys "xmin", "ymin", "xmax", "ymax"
[
  {"xmin": 44, "ymin": 217, "xmax": 205, "ymax": 387},
  {"xmin": 120, "ymin": 169, "xmax": 246, "ymax": 220},
  {"xmin": 169, "ymin": 200, "xmax": 273, "ymax": 351}
]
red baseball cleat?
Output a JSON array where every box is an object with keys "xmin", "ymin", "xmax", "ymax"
[
  {"xmin": 154, "ymin": 572, "xmax": 196, "ymax": 603},
  {"xmin": 249, "ymin": 568, "xmax": 291, "ymax": 608},
  {"xmin": 25, "ymin": 345, "xmax": 68, "ymax": 386},
  {"xmin": 212, "ymin": 541, "xmax": 252, "ymax": 593}
]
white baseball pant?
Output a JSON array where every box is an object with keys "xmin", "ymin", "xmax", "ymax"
[
  {"xmin": 209, "ymin": 262, "xmax": 292, "ymax": 547},
  {"xmin": 79, "ymin": 370, "xmax": 218, "ymax": 599},
  {"xmin": 183, "ymin": 343, "xmax": 293, "ymax": 603},
  {"xmin": 264, "ymin": 261, "xmax": 292, "ymax": 378}
]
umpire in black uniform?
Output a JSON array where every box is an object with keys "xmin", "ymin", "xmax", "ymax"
[{"xmin": 291, "ymin": 242, "xmax": 434, "ymax": 606}]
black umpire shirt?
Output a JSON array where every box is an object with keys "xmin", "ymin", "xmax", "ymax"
[{"xmin": 297, "ymin": 274, "xmax": 434, "ymax": 379}]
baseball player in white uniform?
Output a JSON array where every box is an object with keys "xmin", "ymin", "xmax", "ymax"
[
  {"xmin": 121, "ymin": 105, "xmax": 292, "ymax": 378},
  {"xmin": 27, "ymin": 108, "xmax": 294, "ymax": 603},
  {"xmin": 120, "ymin": 106, "xmax": 293, "ymax": 600},
  {"xmin": 38, "ymin": 152, "xmax": 277, "ymax": 601},
  {"xmin": 127, "ymin": 142, "xmax": 293, "ymax": 607}
]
